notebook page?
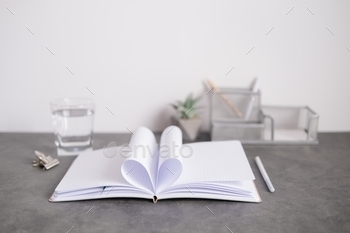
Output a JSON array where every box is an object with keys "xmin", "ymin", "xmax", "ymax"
[
  {"xmin": 121, "ymin": 127, "xmax": 158, "ymax": 193},
  {"xmin": 55, "ymin": 147, "xmax": 131, "ymax": 193},
  {"xmin": 156, "ymin": 126, "xmax": 183, "ymax": 193},
  {"xmin": 170, "ymin": 141, "xmax": 255, "ymax": 187},
  {"xmin": 158, "ymin": 181, "xmax": 261, "ymax": 203}
]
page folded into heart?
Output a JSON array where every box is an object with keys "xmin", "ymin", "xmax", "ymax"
[
  {"xmin": 121, "ymin": 159, "xmax": 155, "ymax": 194},
  {"xmin": 121, "ymin": 127, "xmax": 158, "ymax": 193},
  {"xmin": 121, "ymin": 126, "xmax": 183, "ymax": 195},
  {"xmin": 156, "ymin": 158, "xmax": 182, "ymax": 193},
  {"xmin": 156, "ymin": 126, "xmax": 183, "ymax": 193}
]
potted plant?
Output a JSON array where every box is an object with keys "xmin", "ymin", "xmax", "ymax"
[{"xmin": 171, "ymin": 93, "xmax": 202, "ymax": 141}]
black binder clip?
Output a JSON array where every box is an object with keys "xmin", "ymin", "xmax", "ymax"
[{"xmin": 32, "ymin": 150, "xmax": 60, "ymax": 170}]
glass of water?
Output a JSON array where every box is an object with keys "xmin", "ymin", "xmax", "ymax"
[{"xmin": 50, "ymin": 98, "xmax": 95, "ymax": 156}]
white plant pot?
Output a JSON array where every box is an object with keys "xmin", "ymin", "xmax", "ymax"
[{"xmin": 172, "ymin": 116, "xmax": 202, "ymax": 141}]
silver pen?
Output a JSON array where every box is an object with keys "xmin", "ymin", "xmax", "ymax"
[{"xmin": 255, "ymin": 156, "xmax": 275, "ymax": 192}]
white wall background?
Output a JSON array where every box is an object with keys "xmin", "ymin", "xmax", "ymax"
[{"xmin": 1, "ymin": 0, "xmax": 350, "ymax": 133}]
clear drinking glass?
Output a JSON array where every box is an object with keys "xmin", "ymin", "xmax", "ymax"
[{"xmin": 50, "ymin": 98, "xmax": 95, "ymax": 156}]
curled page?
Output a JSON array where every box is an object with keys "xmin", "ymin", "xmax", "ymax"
[
  {"xmin": 121, "ymin": 127, "xmax": 158, "ymax": 194},
  {"xmin": 156, "ymin": 126, "xmax": 183, "ymax": 194}
]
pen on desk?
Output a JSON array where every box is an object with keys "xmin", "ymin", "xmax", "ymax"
[{"xmin": 255, "ymin": 156, "xmax": 275, "ymax": 193}]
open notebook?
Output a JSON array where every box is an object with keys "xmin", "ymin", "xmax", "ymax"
[{"xmin": 50, "ymin": 126, "xmax": 261, "ymax": 203}]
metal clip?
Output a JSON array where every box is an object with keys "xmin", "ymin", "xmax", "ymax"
[{"xmin": 32, "ymin": 150, "xmax": 60, "ymax": 170}]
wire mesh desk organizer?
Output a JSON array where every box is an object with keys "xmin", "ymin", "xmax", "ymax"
[{"xmin": 210, "ymin": 86, "xmax": 319, "ymax": 145}]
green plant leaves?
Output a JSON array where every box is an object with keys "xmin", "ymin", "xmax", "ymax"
[{"xmin": 171, "ymin": 93, "xmax": 202, "ymax": 119}]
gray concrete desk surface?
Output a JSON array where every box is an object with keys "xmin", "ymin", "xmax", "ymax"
[{"xmin": 0, "ymin": 133, "xmax": 349, "ymax": 233}]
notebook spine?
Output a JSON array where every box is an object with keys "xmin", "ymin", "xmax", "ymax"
[{"xmin": 153, "ymin": 196, "xmax": 158, "ymax": 203}]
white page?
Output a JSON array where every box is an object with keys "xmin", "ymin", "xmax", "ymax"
[
  {"xmin": 121, "ymin": 127, "xmax": 158, "ymax": 194},
  {"xmin": 161, "ymin": 182, "xmax": 252, "ymax": 196},
  {"xmin": 51, "ymin": 192, "xmax": 152, "ymax": 202},
  {"xmin": 156, "ymin": 126, "xmax": 183, "ymax": 193},
  {"xmin": 54, "ymin": 147, "xmax": 132, "ymax": 193},
  {"xmin": 170, "ymin": 140, "xmax": 255, "ymax": 187},
  {"xmin": 158, "ymin": 180, "xmax": 261, "ymax": 203}
]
